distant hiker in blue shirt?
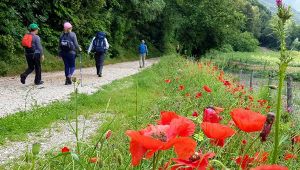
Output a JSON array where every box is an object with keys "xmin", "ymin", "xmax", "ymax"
[
  {"xmin": 20, "ymin": 23, "xmax": 44, "ymax": 85},
  {"xmin": 138, "ymin": 40, "xmax": 148, "ymax": 68},
  {"xmin": 58, "ymin": 22, "xmax": 82, "ymax": 85},
  {"xmin": 87, "ymin": 32, "xmax": 109, "ymax": 77}
]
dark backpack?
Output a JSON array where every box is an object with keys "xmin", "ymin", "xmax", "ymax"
[
  {"xmin": 60, "ymin": 33, "xmax": 74, "ymax": 51},
  {"xmin": 92, "ymin": 32, "xmax": 106, "ymax": 53}
]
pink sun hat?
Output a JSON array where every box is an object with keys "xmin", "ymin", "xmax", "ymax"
[{"xmin": 64, "ymin": 22, "xmax": 72, "ymax": 30}]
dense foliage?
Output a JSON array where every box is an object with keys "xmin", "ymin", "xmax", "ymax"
[{"xmin": 1, "ymin": 0, "xmax": 298, "ymax": 73}]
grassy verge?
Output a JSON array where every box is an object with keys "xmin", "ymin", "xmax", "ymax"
[{"xmin": 1, "ymin": 54, "xmax": 299, "ymax": 169}]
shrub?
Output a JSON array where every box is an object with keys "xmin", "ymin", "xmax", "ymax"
[{"xmin": 228, "ymin": 32, "xmax": 259, "ymax": 52}]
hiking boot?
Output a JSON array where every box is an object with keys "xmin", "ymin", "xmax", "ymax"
[
  {"xmin": 20, "ymin": 75, "xmax": 26, "ymax": 84},
  {"xmin": 65, "ymin": 77, "xmax": 72, "ymax": 85},
  {"xmin": 98, "ymin": 73, "xmax": 102, "ymax": 77},
  {"xmin": 35, "ymin": 81, "xmax": 44, "ymax": 85}
]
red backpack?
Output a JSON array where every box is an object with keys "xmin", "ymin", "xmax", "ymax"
[{"xmin": 22, "ymin": 34, "xmax": 35, "ymax": 53}]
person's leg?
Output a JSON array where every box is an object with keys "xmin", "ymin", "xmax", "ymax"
[
  {"xmin": 62, "ymin": 54, "xmax": 71, "ymax": 85},
  {"xmin": 99, "ymin": 53, "xmax": 105, "ymax": 76},
  {"xmin": 142, "ymin": 54, "xmax": 146, "ymax": 67},
  {"xmin": 20, "ymin": 54, "xmax": 35, "ymax": 84},
  {"xmin": 95, "ymin": 53, "xmax": 101, "ymax": 75},
  {"xmin": 62, "ymin": 55, "xmax": 69, "ymax": 77},
  {"xmin": 33, "ymin": 53, "xmax": 42, "ymax": 84},
  {"xmin": 69, "ymin": 53, "xmax": 76, "ymax": 77},
  {"xmin": 139, "ymin": 54, "xmax": 142, "ymax": 68}
]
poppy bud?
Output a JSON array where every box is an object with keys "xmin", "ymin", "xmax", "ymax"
[
  {"xmin": 192, "ymin": 111, "xmax": 199, "ymax": 117},
  {"xmin": 32, "ymin": 143, "xmax": 41, "ymax": 156},
  {"xmin": 260, "ymin": 112, "xmax": 275, "ymax": 142},
  {"xmin": 105, "ymin": 130, "xmax": 112, "ymax": 140}
]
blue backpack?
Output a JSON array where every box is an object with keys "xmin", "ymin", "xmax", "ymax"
[{"xmin": 92, "ymin": 32, "xmax": 106, "ymax": 53}]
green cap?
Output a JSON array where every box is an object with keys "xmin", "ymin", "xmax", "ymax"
[{"xmin": 29, "ymin": 23, "xmax": 39, "ymax": 30}]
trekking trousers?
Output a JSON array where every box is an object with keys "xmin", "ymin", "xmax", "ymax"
[
  {"xmin": 21, "ymin": 53, "xmax": 42, "ymax": 84},
  {"xmin": 61, "ymin": 52, "xmax": 76, "ymax": 78},
  {"xmin": 94, "ymin": 52, "xmax": 105, "ymax": 75},
  {"xmin": 139, "ymin": 53, "xmax": 146, "ymax": 67}
]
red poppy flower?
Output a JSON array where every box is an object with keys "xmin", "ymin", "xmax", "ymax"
[
  {"xmin": 258, "ymin": 99, "xmax": 268, "ymax": 106},
  {"xmin": 293, "ymin": 135, "xmax": 300, "ymax": 143},
  {"xmin": 248, "ymin": 95, "xmax": 254, "ymax": 102},
  {"xmin": 158, "ymin": 111, "xmax": 180, "ymax": 125},
  {"xmin": 185, "ymin": 93, "xmax": 190, "ymax": 97},
  {"xmin": 250, "ymin": 165, "xmax": 288, "ymax": 170},
  {"xmin": 284, "ymin": 153, "xmax": 297, "ymax": 160},
  {"xmin": 254, "ymin": 152, "xmax": 269, "ymax": 163},
  {"xmin": 105, "ymin": 130, "xmax": 112, "ymax": 139},
  {"xmin": 195, "ymin": 92, "xmax": 202, "ymax": 99},
  {"xmin": 230, "ymin": 108, "xmax": 266, "ymax": 132},
  {"xmin": 165, "ymin": 79, "xmax": 171, "ymax": 83},
  {"xmin": 192, "ymin": 111, "xmax": 199, "ymax": 117},
  {"xmin": 198, "ymin": 63, "xmax": 203, "ymax": 70},
  {"xmin": 179, "ymin": 85, "xmax": 185, "ymax": 91},
  {"xmin": 171, "ymin": 151, "xmax": 215, "ymax": 170},
  {"xmin": 61, "ymin": 146, "xmax": 70, "ymax": 153},
  {"xmin": 201, "ymin": 122, "xmax": 235, "ymax": 147},
  {"xmin": 89, "ymin": 157, "xmax": 99, "ymax": 163},
  {"xmin": 203, "ymin": 108, "xmax": 222, "ymax": 123},
  {"xmin": 242, "ymin": 139, "xmax": 247, "ymax": 145},
  {"xmin": 235, "ymin": 155, "xmax": 254, "ymax": 170},
  {"xmin": 127, "ymin": 112, "xmax": 196, "ymax": 166},
  {"xmin": 126, "ymin": 129, "xmax": 196, "ymax": 166},
  {"xmin": 223, "ymin": 80, "xmax": 231, "ymax": 86},
  {"xmin": 203, "ymin": 85, "xmax": 212, "ymax": 93}
]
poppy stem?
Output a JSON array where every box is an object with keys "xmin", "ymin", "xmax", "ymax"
[
  {"xmin": 152, "ymin": 151, "xmax": 161, "ymax": 170},
  {"xmin": 210, "ymin": 159, "xmax": 230, "ymax": 170},
  {"xmin": 242, "ymin": 136, "xmax": 259, "ymax": 157}
]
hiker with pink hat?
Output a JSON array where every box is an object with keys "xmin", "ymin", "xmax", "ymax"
[{"xmin": 58, "ymin": 22, "xmax": 82, "ymax": 85}]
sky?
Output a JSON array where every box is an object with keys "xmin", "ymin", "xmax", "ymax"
[{"xmin": 280, "ymin": 0, "xmax": 300, "ymax": 11}]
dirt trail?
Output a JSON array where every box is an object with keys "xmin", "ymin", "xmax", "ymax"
[{"xmin": 0, "ymin": 58, "xmax": 159, "ymax": 117}]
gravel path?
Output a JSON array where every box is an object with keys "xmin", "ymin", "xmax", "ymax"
[
  {"xmin": 0, "ymin": 58, "xmax": 159, "ymax": 117},
  {"xmin": 0, "ymin": 114, "xmax": 106, "ymax": 165}
]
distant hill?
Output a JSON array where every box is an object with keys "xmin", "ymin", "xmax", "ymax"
[{"xmin": 258, "ymin": 0, "xmax": 300, "ymax": 24}]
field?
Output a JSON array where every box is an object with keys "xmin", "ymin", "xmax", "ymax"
[{"xmin": 203, "ymin": 49, "xmax": 300, "ymax": 81}]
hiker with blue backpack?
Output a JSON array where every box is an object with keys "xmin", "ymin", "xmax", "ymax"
[
  {"xmin": 87, "ymin": 32, "xmax": 109, "ymax": 77},
  {"xmin": 138, "ymin": 40, "xmax": 148, "ymax": 68},
  {"xmin": 20, "ymin": 23, "xmax": 44, "ymax": 85},
  {"xmin": 58, "ymin": 22, "xmax": 82, "ymax": 85}
]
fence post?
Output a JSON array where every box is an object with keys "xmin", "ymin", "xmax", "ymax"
[
  {"xmin": 239, "ymin": 70, "xmax": 243, "ymax": 83},
  {"xmin": 250, "ymin": 70, "xmax": 254, "ymax": 89},
  {"xmin": 287, "ymin": 75, "xmax": 293, "ymax": 113}
]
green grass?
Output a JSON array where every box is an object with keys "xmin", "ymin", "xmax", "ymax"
[{"xmin": 1, "ymin": 54, "xmax": 299, "ymax": 169}]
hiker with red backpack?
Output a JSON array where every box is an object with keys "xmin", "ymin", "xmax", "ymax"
[
  {"xmin": 20, "ymin": 23, "xmax": 44, "ymax": 85},
  {"xmin": 58, "ymin": 22, "xmax": 82, "ymax": 85},
  {"xmin": 87, "ymin": 32, "xmax": 109, "ymax": 77}
]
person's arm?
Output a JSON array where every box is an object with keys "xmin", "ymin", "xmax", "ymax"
[
  {"xmin": 105, "ymin": 38, "xmax": 109, "ymax": 49},
  {"xmin": 58, "ymin": 34, "xmax": 62, "ymax": 57},
  {"xmin": 34, "ymin": 36, "xmax": 43, "ymax": 55},
  {"xmin": 87, "ymin": 37, "xmax": 95, "ymax": 54},
  {"xmin": 72, "ymin": 33, "xmax": 81, "ymax": 51},
  {"xmin": 145, "ymin": 45, "xmax": 148, "ymax": 55}
]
